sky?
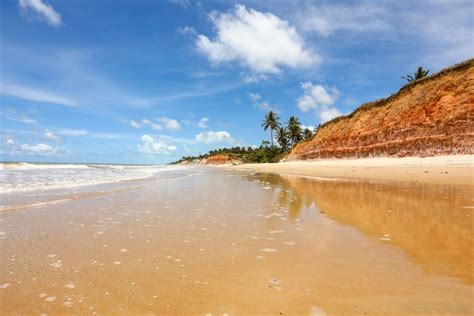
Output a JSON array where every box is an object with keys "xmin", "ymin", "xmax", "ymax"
[{"xmin": 0, "ymin": 0, "xmax": 472, "ymax": 164}]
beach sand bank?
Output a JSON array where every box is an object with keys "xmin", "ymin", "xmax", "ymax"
[
  {"xmin": 228, "ymin": 155, "xmax": 474, "ymax": 185},
  {"xmin": 0, "ymin": 167, "xmax": 473, "ymax": 315}
]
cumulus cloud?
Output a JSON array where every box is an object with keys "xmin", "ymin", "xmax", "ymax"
[
  {"xmin": 138, "ymin": 134, "xmax": 176, "ymax": 155},
  {"xmin": 6, "ymin": 140, "xmax": 62, "ymax": 156},
  {"xmin": 44, "ymin": 129, "xmax": 59, "ymax": 140},
  {"xmin": 0, "ymin": 83, "xmax": 76, "ymax": 106},
  {"xmin": 198, "ymin": 117, "xmax": 208, "ymax": 129},
  {"xmin": 19, "ymin": 0, "xmax": 63, "ymax": 27},
  {"xmin": 196, "ymin": 5, "xmax": 316, "ymax": 75},
  {"xmin": 297, "ymin": 82, "xmax": 342, "ymax": 123},
  {"xmin": 21, "ymin": 143, "xmax": 58, "ymax": 155},
  {"xmin": 195, "ymin": 131, "xmax": 237, "ymax": 145}
]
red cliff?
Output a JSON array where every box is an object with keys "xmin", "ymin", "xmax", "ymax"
[{"xmin": 289, "ymin": 59, "xmax": 474, "ymax": 160}]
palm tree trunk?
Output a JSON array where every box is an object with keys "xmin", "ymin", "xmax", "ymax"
[{"xmin": 270, "ymin": 129, "xmax": 273, "ymax": 147}]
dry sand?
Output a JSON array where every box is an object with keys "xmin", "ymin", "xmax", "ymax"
[{"xmin": 229, "ymin": 155, "xmax": 474, "ymax": 185}]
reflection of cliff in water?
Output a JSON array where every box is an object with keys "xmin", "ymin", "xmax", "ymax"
[{"xmin": 251, "ymin": 173, "xmax": 474, "ymax": 285}]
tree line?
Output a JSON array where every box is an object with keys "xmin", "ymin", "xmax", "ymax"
[{"xmin": 172, "ymin": 112, "xmax": 318, "ymax": 164}]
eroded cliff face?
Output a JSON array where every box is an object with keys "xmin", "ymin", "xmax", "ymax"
[
  {"xmin": 289, "ymin": 59, "xmax": 474, "ymax": 160},
  {"xmin": 179, "ymin": 154, "xmax": 242, "ymax": 165},
  {"xmin": 203, "ymin": 154, "xmax": 240, "ymax": 165}
]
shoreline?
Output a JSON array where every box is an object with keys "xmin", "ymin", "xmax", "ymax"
[{"xmin": 224, "ymin": 155, "xmax": 474, "ymax": 186}]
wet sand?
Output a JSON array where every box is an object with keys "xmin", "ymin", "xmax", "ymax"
[
  {"xmin": 0, "ymin": 168, "xmax": 473, "ymax": 315},
  {"xmin": 230, "ymin": 155, "xmax": 474, "ymax": 185}
]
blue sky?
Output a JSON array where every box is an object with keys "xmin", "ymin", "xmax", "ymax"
[{"xmin": 1, "ymin": 0, "xmax": 472, "ymax": 164}]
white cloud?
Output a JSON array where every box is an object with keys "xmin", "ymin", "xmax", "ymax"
[
  {"xmin": 195, "ymin": 130, "xmax": 237, "ymax": 145},
  {"xmin": 248, "ymin": 92, "xmax": 279, "ymax": 112},
  {"xmin": 196, "ymin": 4, "xmax": 316, "ymax": 75},
  {"xmin": 157, "ymin": 117, "xmax": 181, "ymax": 131},
  {"xmin": 55, "ymin": 128, "xmax": 88, "ymax": 136},
  {"xmin": 87, "ymin": 132, "xmax": 130, "ymax": 140},
  {"xmin": 0, "ymin": 108, "xmax": 37, "ymax": 124},
  {"xmin": 197, "ymin": 117, "xmax": 208, "ymax": 129},
  {"xmin": 44, "ymin": 129, "xmax": 59, "ymax": 140},
  {"xmin": 301, "ymin": 125, "xmax": 315, "ymax": 131},
  {"xmin": 142, "ymin": 119, "xmax": 162, "ymax": 131},
  {"xmin": 168, "ymin": 0, "xmax": 190, "ymax": 8},
  {"xmin": 0, "ymin": 83, "xmax": 76, "ymax": 106},
  {"xmin": 138, "ymin": 134, "xmax": 176, "ymax": 155},
  {"xmin": 124, "ymin": 119, "xmax": 161, "ymax": 131},
  {"xmin": 401, "ymin": 1, "xmax": 473, "ymax": 66},
  {"xmin": 177, "ymin": 25, "xmax": 196, "ymax": 35},
  {"xmin": 7, "ymin": 141, "xmax": 62, "ymax": 156},
  {"xmin": 129, "ymin": 120, "xmax": 142, "ymax": 128},
  {"xmin": 19, "ymin": 0, "xmax": 62, "ymax": 27},
  {"xmin": 318, "ymin": 107, "xmax": 342, "ymax": 123},
  {"xmin": 248, "ymin": 92, "xmax": 261, "ymax": 103},
  {"xmin": 297, "ymin": 82, "xmax": 342, "ymax": 123},
  {"xmin": 20, "ymin": 143, "xmax": 58, "ymax": 155},
  {"xmin": 124, "ymin": 117, "xmax": 180, "ymax": 131},
  {"xmin": 299, "ymin": 2, "xmax": 389, "ymax": 37},
  {"xmin": 256, "ymin": 101, "xmax": 273, "ymax": 112},
  {"xmin": 297, "ymin": 1, "xmax": 472, "ymax": 67}
]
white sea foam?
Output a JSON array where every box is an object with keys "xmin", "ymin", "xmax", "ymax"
[{"xmin": 0, "ymin": 163, "xmax": 189, "ymax": 194}]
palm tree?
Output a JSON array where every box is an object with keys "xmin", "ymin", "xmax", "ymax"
[
  {"xmin": 276, "ymin": 126, "xmax": 290, "ymax": 150},
  {"xmin": 402, "ymin": 66, "xmax": 430, "ymax": 82},
  {"xmin": 303, "ymin": 128, "xmax": 313, "ymax": 140},
  {"xmin": 286, "ymin": 116, "xmax": 302, "ymax": 147},
  {"xmin": 261, "ymin": 111, "xmax": 280, "ymax": 147}
]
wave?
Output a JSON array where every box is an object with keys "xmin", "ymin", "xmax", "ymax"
[
  {"xmin": 0, "ymin": 162, "xmax": 165, "ymax": 170},
  {"xmin": 0, "ymin": 162, "xmax": 90, "ymax": 170},
  {"xmin": 0, "ymin": 163, "xmax": 190, "ymax": 194}
]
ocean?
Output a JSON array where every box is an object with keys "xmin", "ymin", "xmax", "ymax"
[{"xmin": 0, "ymin": 162, "xmax": 194, "ymax": 211}]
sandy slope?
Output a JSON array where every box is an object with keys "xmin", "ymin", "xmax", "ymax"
[{"xmin": 227, "ymin": 155, "xmax": 474, "ymax": 185}]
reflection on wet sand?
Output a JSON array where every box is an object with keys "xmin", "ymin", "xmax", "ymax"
[{"xmin": 253, "ymin": 173, "xmax": 474, "ymax": 284}]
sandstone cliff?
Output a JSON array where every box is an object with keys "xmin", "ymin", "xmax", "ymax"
[
  {"xmin": 289, "ymin": 59, "xmax": 474, "ymax": 160},
  {"xmin": 179, "ymin": 154, "xmax": 242, "ymax": 165}
]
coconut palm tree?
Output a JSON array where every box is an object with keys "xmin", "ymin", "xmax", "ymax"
[
  {"xmin": 276, "ymin": 126, "xmax": 290, "ymax": 150},
  {"xmin": 261, "ymin": 111, "xmax": 280, "ymax": 147},
  {"xmin": 286, "ymin": 116, "xmax": 302, "ymax": 147},
  {"xmin": 402, "ymin": 66, "xmax": 430, "ymax": 82}
]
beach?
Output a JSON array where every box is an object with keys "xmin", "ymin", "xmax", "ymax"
[
  {"xmin": 229, "ymin": 155, "xmax": 474, "ymax": 185},
  {"xmin": 3, "ymin": 1, "xmax": 473, "ymax": 314},
  {"xmin": 0, "ymin": 163, "xmax": 473, "ymax": 315}
]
